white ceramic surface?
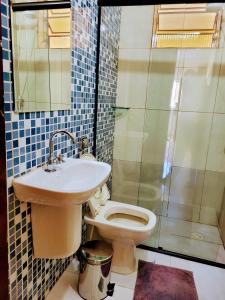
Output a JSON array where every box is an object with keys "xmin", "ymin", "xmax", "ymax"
[
  {"xmin": 13, "ymin": 158, "xmax": 111, "ymax": 206},
  {"xmin": 119, "ymin": 6, "xmax": 154, "ymax": 49},
  {"xmin": 173, "ymin": 112, "xmax": 212, "ymax": 170},
  {"xmin": 85, "ymin": 201, "xmax": 156, "ymax": 274}
]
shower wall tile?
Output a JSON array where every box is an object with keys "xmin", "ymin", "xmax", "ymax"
[
  {"xmin": 116, "ymin": 49, "xmax": 150, "ymax": 109},
  {"xmin": 167, "ymin": 166, "xmax": 204, "ymax": 222},
  {"xmin": 143, "ymin": 215, "xmax": 161, "ymax": 248},
  {"xmin": 200, "ymin": 171, "xmax": 225, "ymax": 226},
  {"xmin": 142, "ymin": 110, "xmax": 177, "ymax": 165},
  {"xmin": 183, "ymin": 49, "xmax": 222, "ymax": 68},
  {"xmin": 138, "ymin": 163, "xmax": 168, "ymax": 215},
  {"xmin": 219, "ymin": 193, "xmax": 225, "ymax": 246},
  {"xmin": 139, "ymin": 163, "xmax": 164, "ymax": 185},
  {"xmin": 215, "ymin": 49, "xmax": 225, "ymax": 113},
  {"xmin": 147, "ymin": 49, "xmax": 182, "ymax": 110},
  {"xmin": 111, "ymin": 159, "xmax": 140, "ymax": 205},
  {"xmin": 113, "ymin": 109, "xmax": 145, "ymax": 162},
  {"xmin": 167, "ymin": 201, "xmax": 200, "ymax": 223},
  {"xmin": 119, "ymin": 6, "xmax": 154, "ymax": 49},
  {"xmin": 206, "ymin": 114, "xmax": 225, "ymax": 172},
  {"xmin": 179, "ymin": 66, "xmax": 219, "ymax": 112},
  {"xmin": 173, "ymin": 112, "xmax": 212, "ymax": 170}
]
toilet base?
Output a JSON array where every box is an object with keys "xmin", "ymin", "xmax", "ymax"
[{"xmin": 111, "ymin": 239, "xmax": 137, "ymax": 274}]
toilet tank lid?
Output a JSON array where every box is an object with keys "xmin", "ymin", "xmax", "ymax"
[{"xmin": 80, "ymin": 240, "xmax": 113, "ymax": 265}]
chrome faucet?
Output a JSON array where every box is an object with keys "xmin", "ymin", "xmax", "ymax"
[{"xmin": 45, "ymin": 130, "xmax": 76, "ymax": 172}]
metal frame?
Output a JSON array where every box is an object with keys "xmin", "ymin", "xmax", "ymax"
[
  {"xmin": 93, "ymin": 6, "xmax": 101, "ymax": 157},
  {"xmin": 98, "ymin": 0, "xmax": 225, "ymax": 6},
  {"xmin": 94, "ymin": 0, "xmax": 225, "ymax": 269},
  {"xmin": 12, "ymin": 0, "xmax": 71, "ymax": 12}
]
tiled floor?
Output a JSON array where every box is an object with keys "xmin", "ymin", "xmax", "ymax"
[
  {"xmin": 46, "ymin": 248, "xmax": 225, "ymax": 300},
  {"xmin": 144, "ymin": 216, "xmax": 225, "ymax": 264}
]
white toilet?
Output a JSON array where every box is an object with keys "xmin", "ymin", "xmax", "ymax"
[
  {"xmin": 81, "ymin": 156, "xmax": 156, "ymax": 274},
  {"xmin": 82, "ymin": 154, "xmax": 156, "ymax": 274}
]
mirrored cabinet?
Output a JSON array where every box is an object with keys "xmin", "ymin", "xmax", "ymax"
[{"xmin": 11, "ymin": 1, "xmax": 71, "ymax": 112}]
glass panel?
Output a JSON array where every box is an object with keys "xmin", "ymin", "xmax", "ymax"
[
  {"xmin": 11, "ymin": 8, "xmax": 71, "ymax": 112},
  {"xmin": 97, "ymin": 3, "xmax": 225, "ymax": 265},
  {"xmin": 139, "ymin": 110, "xmax": 177, "ymax": 215}
]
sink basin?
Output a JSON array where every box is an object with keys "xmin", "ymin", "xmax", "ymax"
[
  {"xmin": 13, "ymin": 158, "xmax": 111, "ymax": 206},
  {"xmin": 13, "ymin": 158, "xmax": 111, "ymax": 259}
]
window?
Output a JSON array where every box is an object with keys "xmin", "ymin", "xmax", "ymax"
[{"xmin": 152, "ymin": 3, "xmax": 223, "ymax": 48}]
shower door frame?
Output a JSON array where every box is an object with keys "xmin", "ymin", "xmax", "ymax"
[{"xmin": 94, "ymin": 0, "xmax": 225, "ymax": 269}]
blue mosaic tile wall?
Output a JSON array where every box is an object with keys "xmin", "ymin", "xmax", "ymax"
[
  {"xmin": 96, "ymin": 7, "xmax": 121, "ymax": 166},
  {"xmin": 1, "ymin": 0, "xmax": 120, "ymax": 299}
]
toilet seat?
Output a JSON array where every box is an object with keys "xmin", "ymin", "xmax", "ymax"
[
  {"xmin": 84, "ymin": 201, "xmax": 156, "ymax": 233},
  {"xmin": 81, "ymin": 153, "xmax": 156, "ymax": 274}
]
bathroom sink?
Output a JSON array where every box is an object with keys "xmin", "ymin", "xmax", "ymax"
[{"xmin": 13, "ymin": 158, "xmax": 111, "ymax": 206}]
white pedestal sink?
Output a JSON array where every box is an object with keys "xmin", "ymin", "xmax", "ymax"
[{"xmin": 13, "ymin": 158, "xmax": 111, "ymax": 258}]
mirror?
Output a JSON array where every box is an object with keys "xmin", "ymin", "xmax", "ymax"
[{"xmin": 11, "ymin": 8, "xmax": 71, "ymax": 112}]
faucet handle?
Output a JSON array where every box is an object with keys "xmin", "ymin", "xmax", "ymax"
[
  {"xmin": 56, "ymin": 153, "xmax": 65, "ymax": 163},
  {"xmin": 79, "ymin": 137, "xmax": 90, "ymax": 154}
]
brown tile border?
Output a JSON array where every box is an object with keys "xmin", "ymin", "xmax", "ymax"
[{"xmin": 0, "ymin": 12, "xmax": 9, "ymax": 300}]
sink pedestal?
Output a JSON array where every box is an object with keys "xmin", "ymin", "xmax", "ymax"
[{"xmin": 32, "ymin": 204, "xmax": 82, "ymax": 258}]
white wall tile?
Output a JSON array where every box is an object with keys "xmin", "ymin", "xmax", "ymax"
[
  {"xmin": 215, "ymin": 49, "xmax": 225, "ymax": 113},
  {"xmin": 113, "ymin": 109, "xmax": 145, "ymax": 162},
  {"xmin": 183, "ymin": 49, "xmax": 222, "ymax": 68},
  {"xmin": 111, "ymin": 159, "xmax": 140, "ymax": 205},
  {"xmin": 179, "ymin": 67, "xmax": 219, "ymax": 112},
  {"xmin": 116, "ymin": 49, "xmax": 150, "ymax": 109},
  {"xmin": 147, "ymin": 49, "xmax": 182, "ymax": 110},
  {"xmin": 142, "ymin": 110, "xmax": 177, "ymax": 165},
  {"xmin": 119, "ymin": 6, "xmax": 154, "ymax": 49},
  {"xmin": 207, "ymin": 114, "xmax": 225, "ymax": 172},
  {"xmin": 173, "ymin": 112, "xmax": 212, "ymax": 170}
]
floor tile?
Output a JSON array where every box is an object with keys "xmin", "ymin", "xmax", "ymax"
[
  {"xmin": 46, "ymin": 249, "xmax": 225, "ymax": 300},
  {"xmin": 111, "ymin": 271, "xmax": 137, "ymax": 290},
  {"xmin": 190, "ymin": 262, "xmax": 225, "ymax": 300},
  {"xmin": 170, "ymin": 256, "xmax": 193, "ymax": 271},
  {"xmin": 111, "ymin": 285, "xmax": 134, "ymax": 300},
  {"xmin": 46, "ymin": 272, "xmax": 80, "ymax": 300},
  {"xmin": 67, "ymin": 259, "xmax": 79, "ymax": 273},
  {"xmin": 154, "ymin": 252, "xmax": 171, "ymax": 266},
  {"xmin": 136, "ymin": 248, "xmax": 156, "ymax": 262}
]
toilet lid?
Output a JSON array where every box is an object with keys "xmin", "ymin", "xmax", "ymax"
[{"xmin": 80, "ymin": 153, "xmax": 110, "ymax": 217}]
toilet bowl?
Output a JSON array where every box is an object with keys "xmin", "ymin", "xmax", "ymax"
[
  {"xmin": 84, "ymin": 200, "xmax": 156, "ymax": 274},
  {"xmin": 81, "ymin": 153, "xmax": 156, "ymax": 274}
]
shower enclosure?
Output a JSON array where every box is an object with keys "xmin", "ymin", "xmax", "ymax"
[{"xmin": 96, "ymin": 3, "xmax": 225, "ymax": 265}]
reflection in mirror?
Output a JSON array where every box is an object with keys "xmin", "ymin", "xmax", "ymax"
[
  {"xmin": 152, "ymin": 3, "xmax": 223, "ymax": 48},
  {"xmin": 12, "ymin": 8, "xmax": 71, "ymax": 112}
]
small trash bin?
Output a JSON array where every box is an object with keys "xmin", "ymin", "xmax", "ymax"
[{"xmin": 78, "ymin": 240, "xmax": 114, "ymax": 300}]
